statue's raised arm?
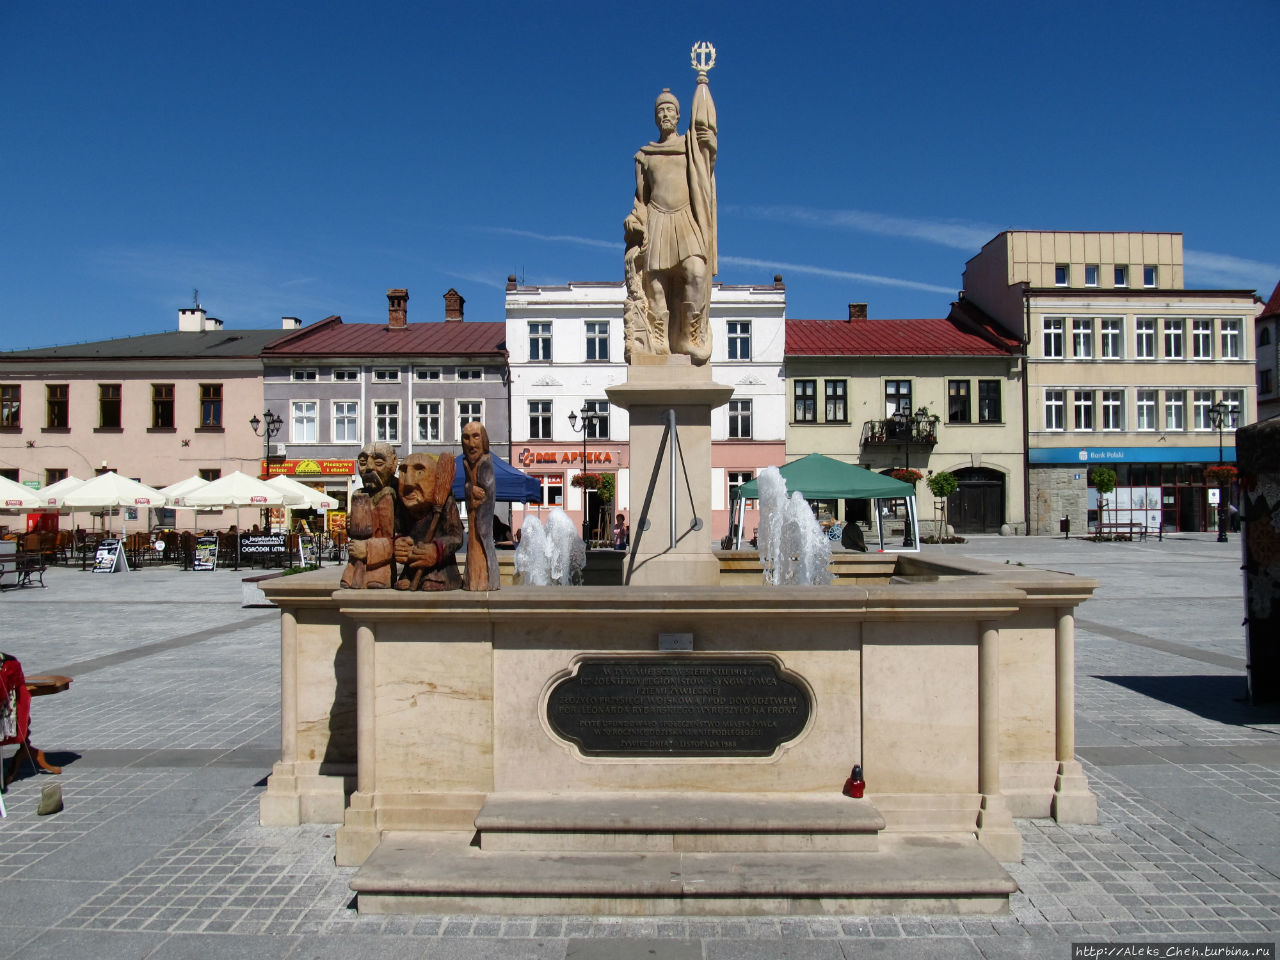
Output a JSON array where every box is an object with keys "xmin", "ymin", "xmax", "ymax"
[{"xmin": 623, "ymin": 42, "xmax": 718, "ymax": 366}]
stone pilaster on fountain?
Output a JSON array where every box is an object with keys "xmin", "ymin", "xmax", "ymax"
[{"xmin": 606, "ymin": 355, "xmax": 734, "ymax": 587}]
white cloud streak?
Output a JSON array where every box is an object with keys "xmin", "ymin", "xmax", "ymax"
[
  {"xmin": 477, "ymin": 226, "xmax": 623, "ymax": 251},
  {"xmin": 720, "ymin": 255, "xmax": 955, "ymax": 295},
  {"xmin": 1184, "ymin": 249, "xmax": 1279, "ymax": 290},
  {"xmin": 727, "ymin": 204, "xmax": 999, "ymax": 251}
]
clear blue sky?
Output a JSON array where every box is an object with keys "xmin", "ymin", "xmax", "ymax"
[{"xmin": 4, "ymin": 0, "xmax": 1277, "ymax": 349}]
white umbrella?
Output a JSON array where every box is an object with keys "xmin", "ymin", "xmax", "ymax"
[
  {"xmin": 0, "ymin": 475, "xmax": 43, "ymax": 512},
  {"xmin": 33, "ymin": 474, "xmax": 85, "ymax": 511},
  {"xmin": 63, "ymin": 472, "xmax": 168, "ymax": 541},
  {"xmin": 265, "ymin": 474, "xmax": 339, "ymax": 511},
  {"xmin": 159, "ymin": 474, "xmax": 211, "ymax": 508}
]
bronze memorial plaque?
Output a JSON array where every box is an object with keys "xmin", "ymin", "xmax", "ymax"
[{"xmin": 546, "ymin": 658, "xmax": 810, "ymax": 757}]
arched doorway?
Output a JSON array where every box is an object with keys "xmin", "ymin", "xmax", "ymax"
[{"xmin": 947, "ymin": 467, "xmax": 1005, "ymax": 534}]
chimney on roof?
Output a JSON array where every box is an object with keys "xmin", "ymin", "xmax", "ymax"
[
  {"xmin": 774, "ymin": 274, "xmax": 785, "ymax": 289},
  {"xmin": 506, "ymin": 274, "xmax": 518, "ymax": 291},
  {"xmin": 443, "ymin": 288, "xmax": 464, "ymax": 322},
  {"xmin": 387, "ymin": 289, "xmax": 408, "ymax": 330},
  {"xmin": 178, "ymin": 306, "xmax": 206, "ymax": 332},
  {"xmin": 848, "ymin": 303, "xmax": 867, "ymax": 322},
  {"xmin": 281, "ymin": 316, "xmax": 302, "ymax": 330}
]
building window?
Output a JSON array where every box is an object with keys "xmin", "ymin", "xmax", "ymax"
[
  {"xmin": 1085, "ymin": 264, "xmax": 1099, "ymax": 286},
  {"xmin": 1143, "ymin": 265, "xmax": 1158, "ymax": 287},
  {"xmin": 198, "ymin": 468, "xmax": 221, "ymax": 482},
  {"xmin": 413, "ymin": 368, "xmax": 440, "ymax": 382},
  {"xmin": 457, "ymin": 367, "xmax": 483, "ymax": 381},
  {"xmin": 1072, "ymin": 318, "xmax": 1093, "ymax": 359},
  {"xmin": 415, "ymin": 401, "xmax": 440, "ymax": 442},
  {"xmin": 978, "ymin": 380, "xmax": 1001, "ymax": 423},
  {"xmin": 825, "ymin": 380, "xmax": 847, "ymax": 422},
  {"xmin": 1261, "ymin": 369, "xmax": 1274, "ymax": 394},
  {"xmin": 884, "ymin": 379, "xmax": 912, "ymax": 416},
  {"xmin": 0, "ymin": 385, "xmax": 19, "ymax": 428},
  {"xmin": 1192, "ymin": 390, "xmax": 1214, "ymax": 430},
  {"xmin": 47, "ymin": 384, "xmax": 69, "ymax": 429},
  {"xmin": 1164, "ymin": 390, "xmax": 1185, "ymax": 431},
  {"xmin": 1114, "ymin": 265, "xmax": 1129, "ymax": 287},
  {"xmin": 1222, "ymin": 390, "xmax": 1243, "ymax": 425},
  {"xmin": 529, "ymin": 400, "xmax": 552, "ymax": 440},
  {"xmin": 794, "ymin": 380, "xmax": 817, "ymax": 422},
  {"xmin": 372, "ymin": 368, "xmax": 400, "ymax": 382},
  {"xmin": 1100, "ymin": 318, "xmax": 1123, "ymax": 358},
  {"xmin": 1135, "ymin": 318, "xmax": 1156, "ymax": 359},
  {"xmin": 1073, "ymin": 390, "xmax": 1094, "ymax": 431},
  {"xmin": 292, "ymin": 401, "xmax": 318, "ymax": 443},
  {"xmin": 1260, "ymin": 328, "xmax": 1273, "ymax": 347},
  {"xmin": 45, "ymin": 468, "xmax": 67, "ymax": 486},
  {"xmin": 334, "ymin": 368, "xmax": 360, "ymax": 382},
  {"xmin": 947, "ymin": 380, "xmax": 971, "ymax": 423},
  {"xmin": 150, "ymin": 384, "xmax": 174, "ymax": 429},
  {"xmin": 374, "ymin": 401, "xmax": 399, "ymax": 443},
  {"xmin": 1044, "ymin": 390, "xmax": 1065, "ymax": 431},
  {"xmin": 1043, "ymin": 317, "xmax": 1064, "ymax": 358},
  {"xmin": 540, "ymin": 475, "xmax": 563, "ymax": 507},
  {"xmin": 1220, "ymin": 319, "xmax": 1241, "ymax": 359},
  {"xmin": 1136, "ymin": 390, "xmax": 1157, "ymax": 430},
  {"xmin": 1163, "ymin": 319, "xmax": 1184, "ymax": 359},
  {"xmin": 728, "ymin": 471, "xmax": 756, "ymax": 508},
  {"xmin": 584, "ymin": 399, "xmax": 610, "ymax": 440},
  {"xmin": 728, "ymin": 399, "xmax": 753, "ymax": 438},
  {"xmin": 458, "ymin": 400, "xmax": 482, "ymax": 437},
  {"xmin": 585, "ymin": 321, "xmax": 609, "ymax": 361},
  {"xmin": 98, "ymin": 384, "xmax": 121, "ymax": 429},
  {"xmin": 199, "ymin": 384, "xmax": 222, "ymax": 428},
  {"xmin": 1054, "ymin": 264, "xmax": 1068, "ymax": 286},
  {"xmin": 291, "ymin": 368, "xmax": 318, "ymax": 382},
  {"xmin": 727, "ymin": 320, "xmax": 751, "ymax": 360},
  {"xmin": 1102, "ymin": 390, "xmax": 1124, "ymax": 431},
  {"xmin": 333, "ymin": 401, "xmax": 359, "ymax": 443},
  {"xmin": 529, "ymin": 321, "xmax": 552, "ymax": 361},
  {"xmin": 1192, "ymin": 319, "xmax": 1213, "ymax": 359}
]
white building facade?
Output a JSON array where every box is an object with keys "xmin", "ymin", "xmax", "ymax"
[{"xmin": 504, "ymin": 276, "xmax": 787, "ymax": 542}]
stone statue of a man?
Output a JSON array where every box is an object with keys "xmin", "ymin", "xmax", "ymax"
[{"xmin": 624, "ymin": 69, "xmax": 717, "ymax": 365}]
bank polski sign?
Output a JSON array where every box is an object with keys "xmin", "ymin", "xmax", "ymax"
[{"xmin": 1029, "ymin": 446, "xmax": 1231, "ymax": 465}]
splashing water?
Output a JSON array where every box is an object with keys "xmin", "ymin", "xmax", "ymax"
[
  {"xmin": 755, "ymin": 466, "xmax": 832, "ymax": 586},
  {"xmin": 514, "ymin": 508, "xmax": 587, "ymax": 586}
]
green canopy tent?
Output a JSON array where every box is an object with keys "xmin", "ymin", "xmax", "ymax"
[{"xmin": 733, "ymin": 454, "xmax": 919, "ymax": 552}]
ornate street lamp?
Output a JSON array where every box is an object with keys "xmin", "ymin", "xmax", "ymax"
[
  {"xmin": 249, "ymin": 411, "xmax": 284, "ymax": 477},
  {"xmin": 567, "ymin": 404, "xmax": 599, "ymax": 543},
  {"xmin": 1207, "ymin": 400, "xmax": 1237, "ymax": 543}
]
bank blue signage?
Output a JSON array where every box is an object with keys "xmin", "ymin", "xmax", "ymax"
[{"xmin": 1029, "ymin": 446, "xmax": 1234, "ymax": 465}]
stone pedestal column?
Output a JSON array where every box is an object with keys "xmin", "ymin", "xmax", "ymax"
[
  {"xmin": 976, "ymin": 622, "xmax": 1021, "ymax": 862},
  {"xmin": 1051, "ymin": 607, "xmax": 1097, "ymax": 823},
  {"xmin": 607, "ymin": 356, "xmax": 733, "ymax": 587}
]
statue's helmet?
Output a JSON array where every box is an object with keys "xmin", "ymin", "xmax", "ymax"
[{"xmin": 654, "ymin": 88, "xmax": 680, "ymax": 118}]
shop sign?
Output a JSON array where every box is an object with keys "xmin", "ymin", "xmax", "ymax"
[
  {"xmin": 517, "ymin": 447, "xmax": 614, "ymax": 468},
  {"xmin": 262, "ymin": 458, "xmax": 355, "ymax": 477},
  {"xmin": 1030, "ymin": 446, "xmax": 1233, "ymax": 465}
]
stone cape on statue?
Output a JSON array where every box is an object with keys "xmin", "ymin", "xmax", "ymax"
[{"xmin": 623, "ymin": 50, "xmax": 718, "ymax": 366}]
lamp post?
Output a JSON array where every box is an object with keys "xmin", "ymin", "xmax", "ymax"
[
  {"xmin": 249, "ymin": 411, "xmax": 283, "ymax": 476},
  {"xmin": 567, "ymin": 403, "xmax": 599, "ymax": 544},
  {"xmin": 1207, "ymin": 400, "xmax": 1237, "ymax": 543}
]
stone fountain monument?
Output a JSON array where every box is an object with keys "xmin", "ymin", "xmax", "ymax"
[{"xmin": 257, "ymin": 44, "xmax": 1098, "ymax": 917}]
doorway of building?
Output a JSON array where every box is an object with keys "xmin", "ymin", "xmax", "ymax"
[{"xmin": 947, "ymin": 467, "xmax": 1005, "ymax": 534}]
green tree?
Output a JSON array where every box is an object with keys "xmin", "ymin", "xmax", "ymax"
[
  {"xmin": 925, "ymin": 471, "xmax": 959, "ymax": 536},
  {"xmin": 1090, "ymin": 467, "xmax": 1117, "ymax": 529}
]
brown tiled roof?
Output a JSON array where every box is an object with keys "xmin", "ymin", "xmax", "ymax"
[
  {"xmin": 263, "ymin": 317, "xmax": 507, "ymax": 358},
  {"xmin": 1262, "ymin": 279, "xmax": 1280, "ymax": 319},
  {"xmin": 787, "ymin": 312, "xmax": 1018, "ymax": 358}
]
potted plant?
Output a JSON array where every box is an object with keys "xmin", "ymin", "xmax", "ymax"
[
  {"xmin": 571, "ymin": 472, "xmax": 602, "ymax": 490},
  {"xmin": 925, "ymin": 470, "xmax": 959, "ymax": 538},
  {"xmin": 889, "ymin": 468, "xmax": 923, "ymax": 485}
]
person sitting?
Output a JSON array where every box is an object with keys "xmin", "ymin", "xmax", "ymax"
[
  {"xmin": 492, "ymin": 515, "xmax": 515, "ymax": 549},
  {"xmin": 841, "ymin": 521, "xmax": 867, "ymax": 553}
]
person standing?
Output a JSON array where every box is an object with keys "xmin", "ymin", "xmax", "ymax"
[{"xmin": 612, "ymin": 512, "xmax": 629, "ymax": 551}]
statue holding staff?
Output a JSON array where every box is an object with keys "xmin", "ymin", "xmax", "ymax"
[{"xmin": 624, "ymin": 42, "xmax": 718, "ymax": 365}]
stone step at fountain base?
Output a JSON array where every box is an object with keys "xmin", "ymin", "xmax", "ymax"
[{"xmin": 350, "ymin": 792, "xmax": 1017, "ymax": 916}]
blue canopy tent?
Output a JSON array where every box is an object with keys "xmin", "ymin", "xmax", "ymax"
[{"xmin": 450, "ymin": 454, "xmax": 541, "ymax": 502}]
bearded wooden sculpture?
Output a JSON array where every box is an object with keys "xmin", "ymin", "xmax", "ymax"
[{"xmin": 341, "ymin": 441, "xmax": 398, "ymax": 589}]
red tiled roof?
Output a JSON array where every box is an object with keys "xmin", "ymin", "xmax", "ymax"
[
  {"xmin": 787, "ymin": 314, "xmax": 1018, "ymax": 357},
  {"xmin": 1262, "ymin": 279, "xmax": 1280, "ymax": 319},
  {"xmin": 263, "ymin": 317, "xmax": 507, "ymax": 358}
]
